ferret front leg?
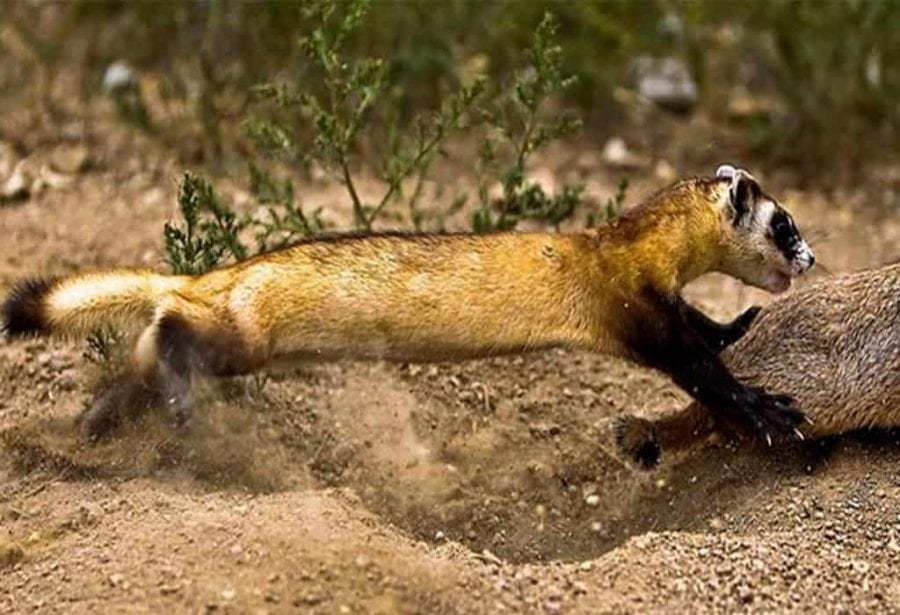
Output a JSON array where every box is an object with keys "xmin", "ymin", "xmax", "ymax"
[
  {"xmin": 625, "ymin": 292, "xmax": 804, "ymax": 444},
  {"xmin": 677, "ymin": 298, "xmax": 761, "ymax": 352}
]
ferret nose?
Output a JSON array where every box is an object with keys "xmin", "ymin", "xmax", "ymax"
[{"xmin": 808, "ymin": 253, "xmax": 816, "ymax": 268}]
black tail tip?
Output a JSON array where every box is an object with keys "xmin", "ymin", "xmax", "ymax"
[{"xmin": 2, "ymin": 277, "xmax": 57, "ymax": 338}]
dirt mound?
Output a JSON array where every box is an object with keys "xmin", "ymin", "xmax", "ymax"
[{"xmin": 2, "ymin": 358, "xmax": 900, "ymax": 613}]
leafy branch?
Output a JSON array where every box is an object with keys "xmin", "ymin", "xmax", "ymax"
[
  {"xmin": 164, "ymin": 172, "xmax": 247, "ymax": 275},
  {"xmin": 247, "ymin": 0, "xmax": 485, "ymax": 232},
  {"xmin": 471, "ymin": 12, "xmax": 585, "ymax": 233},
  {"xmin": 163, "ymin": 7, "xmax": 629, "ymax": 282}
]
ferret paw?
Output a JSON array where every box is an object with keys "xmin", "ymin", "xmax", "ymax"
[
  {"xmin": 78, "ymin": 391, "xmax": 132, "ymax": 441},
  {"xmin": 719, "ymin": 305, "xmax": 762, "ymax": 349},
  {"xmin": 77, "ymin": 374, "xmax": 159, "ymax": 441},
  {"xmin": 613, "ymin": 415, "xmax": 661, "ymax": 470},
  {"xmin": 166, "ymin": 397, "xmax": 193, "ymax": 429},
  {"xmin": 736, "ymin": 387, "xmax": 806, "ymax": 446}
]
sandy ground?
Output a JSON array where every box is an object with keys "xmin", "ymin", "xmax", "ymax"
[{"xmin": 2, "ymin": 111, "xmax": 900, "ymax": 615}]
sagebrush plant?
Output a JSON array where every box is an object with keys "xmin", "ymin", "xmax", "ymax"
[
  {"xmin": 164, "ymin": 172, "xmax": 247, "ymax": 275},
  {"xmin": 162, "ymin": 4, "xmax": 628, "ymax": 279},
  {"xmin": 246, "ymin": 0, "xmax": 486, "ymax": 233},
  {"xmin": 8, "ymin": 1, "xmax": 898, "ymax": 176},
  {"xmin": 83, "ymin": 327, "xmax": 126, "ymax": 368},
  {"xmin": 470, "ymin": 12, "xmax": 585, "ymax": 233},
  {"xmin": 248, "ymin": 163, "xmax": 325, "ymax": 252},
  {"xmin": 587, "ymin": 178, "xmax": 629, "ymax": 229}
]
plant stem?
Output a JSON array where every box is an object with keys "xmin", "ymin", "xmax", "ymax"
[
  {"xmin": 365, "ymin": 126, "xmax": 445, "ymax": 228},
  {"xmin": 497, "ymin": 115, "xmax": 535, "ymax": 229},
  {"xmin": 407, "ymin": 168, "xmax": 427, "ymax": 230},
  {"xmin": 340, "ymin": 157, "xmax": 367, "ymax": 229}
]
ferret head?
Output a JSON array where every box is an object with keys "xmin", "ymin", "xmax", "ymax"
[{"xmin": 714, "ymin": 164, "xmax": 814, "ymax": 294}]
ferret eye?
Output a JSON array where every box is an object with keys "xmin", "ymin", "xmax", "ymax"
[{"xmin": 771, "ymin": 215, "xmax": 792, "ymax": 238}]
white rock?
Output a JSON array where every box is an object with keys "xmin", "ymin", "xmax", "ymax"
[
  {"xmin": 601, "ymin": 138, "xmax": 648, "ymax": 171},
  {"xmin": 49, "ymin": 143, "xmax": 91, "ymax": 174},
  {"xmin": 103, "ymin": 61, "xmax": 137, "ymax": 93},
  {"xmin": 1, "ymin": 160, "xmax": 31, "ymax": 202},
  {"xmin": 38, "ymin": 165, "xmax": 74, "ymax": 189},
  {"xmin": 654, "ymin": 159, "xmax": 676, "ymax": 182},
  {"xmin": 633, "ymin": 56, "xmax": 698, "ymax": 113}
]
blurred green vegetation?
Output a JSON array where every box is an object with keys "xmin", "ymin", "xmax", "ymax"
[
  {"xmin": 1, "ymin": 0, "xmax": 898, "ymax": 172},
  {"xmin": 161, "ymin": 7, "xmax": 607, "ymax": 274}
]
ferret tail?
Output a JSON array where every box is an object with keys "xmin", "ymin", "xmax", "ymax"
[{"xmin": 2, "ymin": 270, "xmax": 189, "ymax": 338}]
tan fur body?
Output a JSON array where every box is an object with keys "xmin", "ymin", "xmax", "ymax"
[
  {"xmin": 47, "ymin": 179, "xmax": 727, "ymax": 374},
  {"xmin": 619, "ymin": 263, "xmax": 900, "ymax": 460},
  {"xmin": 4, "ymin": 168, "xmax": 815, "ymax": 440}
]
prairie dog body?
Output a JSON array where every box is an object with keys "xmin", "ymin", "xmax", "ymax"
[
  {"xmin": 617, "ymin": 264, "xmax": 900, "ymax": 468},
  {"xmin": 3, "ymin": 165, "xmax": 814, "ymax": 440}
]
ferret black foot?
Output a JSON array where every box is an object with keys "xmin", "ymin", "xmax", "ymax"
[
  {"xmin": 718, "ymin": 306, "xmax": 762, "ymax": 349},
  {"xmin": 78, "ymin": 374, "xmax": 159, "ymax": 441},
  {"xmin": 734, "ymin": 387, "xmax": 805, "ymax": 445},
  {"xmin": 613, "ymin": 415, "xmax": 661, "ymax": 469},
  {"xmin": 679, "ymin": 300, "xmax": 762, "ymax": 352},
  {"xmin": 164, "ymin": 394, "xmax": 194, "ymax": 428}
]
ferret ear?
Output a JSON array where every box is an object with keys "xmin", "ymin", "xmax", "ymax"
[
  {"xmin": 726, "ymin": 169, "xmax": 761, "ymax": 225},
  {"xmin": 715, "ymin": 164, "xmax": 737, "ymax": 180}
]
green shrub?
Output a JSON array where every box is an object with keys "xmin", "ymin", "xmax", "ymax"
[
  {"xmin": 245, "ymin": 0, "xmax": 487, "ymax": 232},
  {"xmin": 244, "ymin": 3, "xmax": 592, "ymax": 237},
  {"xmin": 248, "ymin": 163, "xmax": 325, "ymax": 252},
  {"xmin": 162, "ymin": 5, "xmax": 623, "ymax": 276},
  {"xmin": 470, "ymin": 13, "xmax": 584, "ymax": 232},
  {"xmin": 164, "ymin": 172, "xmax": 247, "ymax": 275}
]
